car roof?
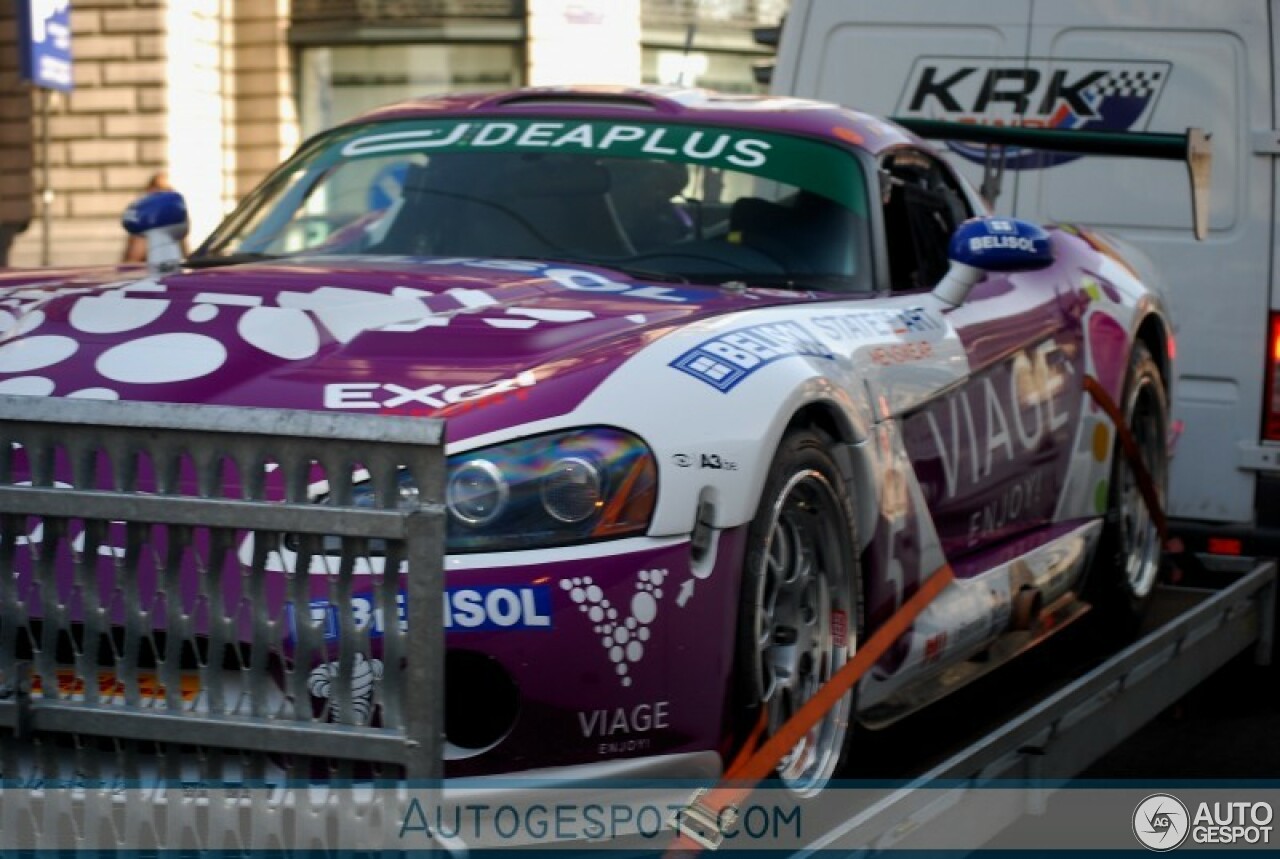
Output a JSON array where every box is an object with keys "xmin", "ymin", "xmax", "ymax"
[{"xmin": 339, "ymin": 84, "xmax": 918, "ymax": 158}]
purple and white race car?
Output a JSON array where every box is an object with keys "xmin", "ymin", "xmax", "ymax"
[{"xmin": 0, "ymin": 86, "xmax": 1171, "ymax": 794}]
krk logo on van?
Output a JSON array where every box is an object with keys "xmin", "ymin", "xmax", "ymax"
[{"xmin": 897, "ymin": 58, "xmax": 1171, "ymax": 170}]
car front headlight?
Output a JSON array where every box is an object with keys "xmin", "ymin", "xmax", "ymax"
[{"xmin": 338, "ymin": 427, "xmax": 657, "ymax": 553}]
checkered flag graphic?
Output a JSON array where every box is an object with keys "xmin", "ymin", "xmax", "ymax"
[{"xmin": 1092, "ymin": 69, "xmax": 1162, "ymax": 98}]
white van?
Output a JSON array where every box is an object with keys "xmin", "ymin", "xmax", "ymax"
[{"xmin": 773, "ymin": 0, "xmax": 1277, "ymax": 552}]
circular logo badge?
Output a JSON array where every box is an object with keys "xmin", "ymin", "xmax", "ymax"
[{"xmin": 1133, "ymin": 793, "xmax": 1190, "ymax": 851}]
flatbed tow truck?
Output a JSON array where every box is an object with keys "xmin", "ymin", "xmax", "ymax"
[
  {"xmin": 0, "ymin": 398, "xmax": 1274, "ymax": 854},
  {"xmin": 794, "ymin": 556, "xmax": 1276, "ymax": 855}
]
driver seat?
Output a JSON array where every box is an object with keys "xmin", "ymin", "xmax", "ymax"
[
  {"xmin": 500, "ymin": 157, "xmax": 635, "ymax": 258},
  {"xmin": 728, "ymin": 192, "xmax": 854, "ymax": 275}
]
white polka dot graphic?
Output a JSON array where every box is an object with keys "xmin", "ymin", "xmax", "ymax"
[
  {"xmin": 0, "ymin": 278, "xmax": 606, "ymax": 394},
  {"xmin": 562, "ymin": 569, "xmax": 667, "ymax": 688},
  {"xmin": 0, "ymin": 335, "xmax": 78, "ymax": 373},
  {"xmin": 0, "ymin": 376, "xmax": 56, "ymax": 396},
  {"xmin": 69, "ymin": 295, "xmax": 169, "ymax": 334},
  {"xmin": 96, "ymin": 333, "xmax": 228, "ymax": 384},
  {"xmin": 12, "ymin": 310, "xmax": 46, "ymax": 337},
  {"xmin": 238, "ymin": 306, "xmax": 321, "ymax": 360},
  {"xmin": 66, "ymin": 387, "xmax": 121, "ymax": 400}
]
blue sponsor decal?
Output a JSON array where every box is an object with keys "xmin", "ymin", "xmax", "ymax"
[
  {"xmin": 671, "ymin": 320, "xmax": 833, "ymax": 392},
  {"xmin": 950, "ymin": 218, "xmax": 1053, "ymax": 272},
  {"xmin": 413, "ymin": 256, "xmax": 710, "ymax": 303},
  {"xmin": 296, "ymin": 254, "xmax": 721, "ymax": 303},
  {"xmin": 295, "ymin": 585, "xmax": 553, "ymax": 640}
]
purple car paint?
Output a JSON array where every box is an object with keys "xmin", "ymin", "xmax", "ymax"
[{"xmin": 0, "ymin": 259, "xmax": 813, "ymax": 445}]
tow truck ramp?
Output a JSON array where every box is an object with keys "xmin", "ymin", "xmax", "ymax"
[{"xmin": 794, "ymin": 558, "xmax": 1276, "ymax": 856}]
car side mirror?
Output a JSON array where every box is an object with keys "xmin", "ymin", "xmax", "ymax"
[
  {"xmin": 122, "ymin": 190, "xmax": 189, "ymax": 274},
  {"xmin": 932, "ymin": 217, "xmax": 1053, "ymax": 307}
]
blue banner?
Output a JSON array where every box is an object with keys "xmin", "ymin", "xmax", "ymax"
[{"xmin": 17, "ymin": 1, "xmax": 73, "ymax": 92}]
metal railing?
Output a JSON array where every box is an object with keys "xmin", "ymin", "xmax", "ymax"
[{"xmin": 0, "ymin": 395, "xmax": 446, "ymax": 848}]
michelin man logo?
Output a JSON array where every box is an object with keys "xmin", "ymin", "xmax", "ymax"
[
  {"xmin": 307, "ymin": 652, "xmax": 384, "ymax": 725},
  {"xmin": 562, "ymin": 570, "xmax": 667, "ymax": 688}
]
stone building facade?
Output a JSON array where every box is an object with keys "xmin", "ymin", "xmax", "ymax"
[
  {"xmin": 3, "ymin": 0, "xmax": 295, "ymax": 267},
  {"xmin": 1, "ymin": 0, "xmax": 783, "ymax": 268},
  {"xmin": 0, "ymin": 6, "xmax": 36, "ymax": 266}
]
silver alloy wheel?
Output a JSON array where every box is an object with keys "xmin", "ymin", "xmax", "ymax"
[
  {"xmin": 749, "ymin": 468, "xmax": 854, "ymax": 796},
  {"xmin": 1117, "ymin": 375, "xmax": 1166, "ymax": 600}
]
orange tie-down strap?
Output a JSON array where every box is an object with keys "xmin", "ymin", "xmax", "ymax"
[
  {"xmin": 1081, "ymin": 375, "xmax": 1167, "ymax": 540},
  {"xmin": 664, "ymin": 563, "xmax": 955, "ymax": 854},
  {"xmin": 665, "ymin": 377, "xmax": 1168, "ymax": 853}
]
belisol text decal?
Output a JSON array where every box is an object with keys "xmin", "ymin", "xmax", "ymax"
[
  {"xmin": 300, "ymin": 585, "xmax": 553, "ymax": 639},
  {"xmin": 670, "ymin": 320, "xmax": 833, "ymax": 392},
  {"xmin": 896, "ymin": 57, "xmax": 1171, "ymax": 169}
]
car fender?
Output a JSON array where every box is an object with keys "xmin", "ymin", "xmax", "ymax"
[{"xmin": 560, "ymin": 299, "xmax": 970, "ymax": 536}]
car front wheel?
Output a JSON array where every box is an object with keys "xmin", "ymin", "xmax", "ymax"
[{"xmin": 736, "ymin": 427, "xmax": 860, "ymax": 796}]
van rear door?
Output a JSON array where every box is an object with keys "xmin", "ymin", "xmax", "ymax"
[
  {"xmin": 1013, "ymin": 1, "xmax": 1272, "ymax": 525},
  {"xmin": 772, "ymin": 0, "xmax": 1033, "ymax": 114}
]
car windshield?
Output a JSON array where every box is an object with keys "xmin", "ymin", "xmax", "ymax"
[{"xmin": 195, "ymin": 117, "xmax": 873, "ymax": 292}]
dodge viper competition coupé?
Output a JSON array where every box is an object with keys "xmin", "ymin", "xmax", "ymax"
[{"xmin": 0, "ymin": 86, "xmax": 1170, "ymax": 795}]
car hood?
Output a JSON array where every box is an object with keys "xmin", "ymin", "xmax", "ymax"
[{"xmin": 0, "ymin": 257, "xmax": 815, "ymax": 444}]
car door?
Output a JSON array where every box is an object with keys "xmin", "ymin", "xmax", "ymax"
[{"xmin": 883, "ymin": 147, "xmax": 1085, "ymax": 561}]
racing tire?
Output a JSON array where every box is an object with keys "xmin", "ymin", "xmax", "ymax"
[
  {"xmin": 1087, "ymin": 340, "xmax": 1169, "ymax": 634},
  {"xmin": 735, "ymin": 427, "xmax": 860, "ymax": 797}
]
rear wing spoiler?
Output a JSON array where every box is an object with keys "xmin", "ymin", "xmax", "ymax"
[{"xmin": 891, "ymin": 119, "xmax": 1212, "ymax": 241}]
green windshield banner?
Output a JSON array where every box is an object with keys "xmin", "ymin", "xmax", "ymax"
[{"xmin": 337, "ymin": 119, "xmax": 866, "ymax": 213}]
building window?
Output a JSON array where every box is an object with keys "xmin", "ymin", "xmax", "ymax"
[
  {"xmin": 642, "ymin": 47, "xmax": 760, "ymax": 93},
  {"xmin": 299, "ymin": 43, "xmax": 522, "ymax": 137},
  {"xmin": 640, "ymin": 0, "xmax": 785, "ymax": 93}
]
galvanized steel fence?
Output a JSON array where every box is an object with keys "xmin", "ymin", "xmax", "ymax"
[{"xmin": 0, "ymin": 395, "xmax": 446, "ymax": 850}]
